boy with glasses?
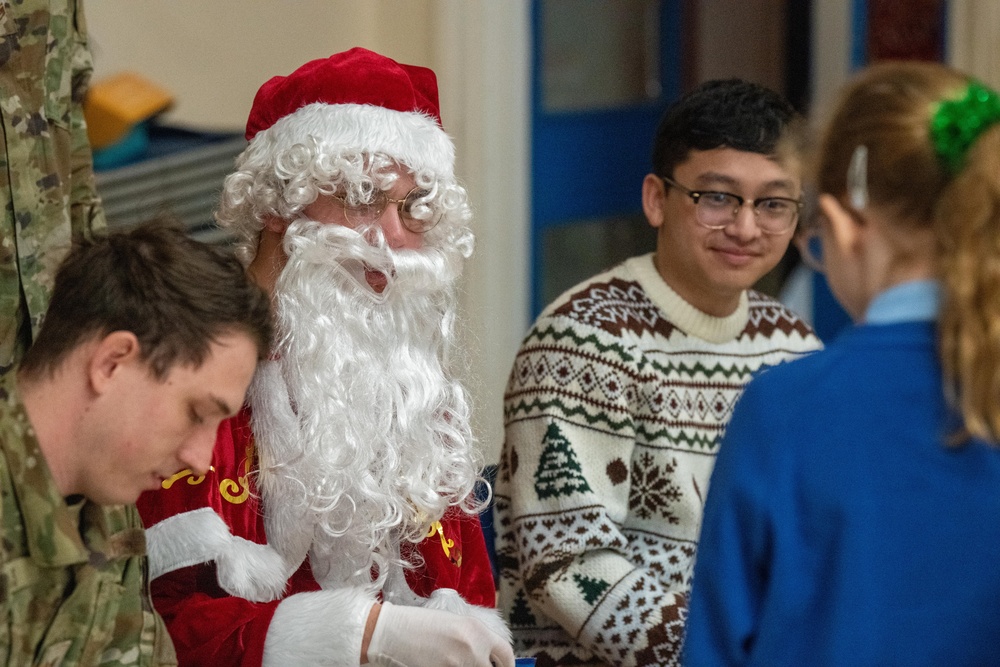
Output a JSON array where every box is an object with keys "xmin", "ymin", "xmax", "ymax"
[{"xmin": 493, "ymin": 79, "xmax": 821, "ymax": 666}]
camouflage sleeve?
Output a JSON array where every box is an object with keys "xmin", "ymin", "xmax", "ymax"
[
  {"xmin": 99, "ymin": 505, "xmax": 178, "ymax": 667},
  {"xmin": 68, "ymin": 0, "xmax": 106, "ymax": 239}
]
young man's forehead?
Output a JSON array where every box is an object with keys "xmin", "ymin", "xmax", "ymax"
[
  {"xmin": 691, "ymin": 170, "xmax": 800, "ymax": 191},
  {"xmin": 681, "ymin": 144, "xmax": 801, "ymax": 165},
  {"xmin": 679, "ymin": 148, "xmax": 801, "ymax": 187}
]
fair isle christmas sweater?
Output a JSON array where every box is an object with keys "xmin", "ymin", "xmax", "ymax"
[{"xmin": 493, "ymin": 253, "xmax": 821, "ymax": 667}]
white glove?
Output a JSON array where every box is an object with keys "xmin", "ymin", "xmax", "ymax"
[{"xmin": 367, "ymin": 601, "xmax": 515, "ymax": 667}]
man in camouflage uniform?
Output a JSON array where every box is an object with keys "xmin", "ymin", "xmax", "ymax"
[
  {"xmin": 0, "ymin": 0, "xmax": 107, "ymax": 377},
  {"xmin": 0, "ymin": 221, "xmax": 273, "ymax": 666}
]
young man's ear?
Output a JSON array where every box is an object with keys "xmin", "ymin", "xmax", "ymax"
[
  {"xmin": 88, "ymin": 331, "xmax": 141, "ymax": 394},
  {"xmin": 817, "ymin": 194, "xmax": 864, "ymax": 258},
  {"xmin": 642, "ymin": 174, "xmax": 667, "ymax": 230}
]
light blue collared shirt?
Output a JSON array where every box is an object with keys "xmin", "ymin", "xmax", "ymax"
[{"xmin": 864, "ymin": 279, "xmax": 940, "ymax": 325}]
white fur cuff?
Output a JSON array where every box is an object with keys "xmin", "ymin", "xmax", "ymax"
[
  {"xmin": 145, "ymin": 508, "xmax": 236, "ymax": 580},
  {"xmin": 263, "ymin": 588, "xmax": 376, "ymax": 667},
  {"xmin": 144, "ymin": 507, "xmax": 293, "ymax": 602}
]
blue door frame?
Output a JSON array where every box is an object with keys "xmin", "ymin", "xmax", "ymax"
[{"xmin": 529, "ymin": 0, "xmax": 685, "ymax": 316}]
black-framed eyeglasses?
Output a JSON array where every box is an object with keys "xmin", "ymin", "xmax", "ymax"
[
  {"xmin": 332, "ymin": 186, "xmax": 442, "ymax": 233},
  {"xmin": 661, "ymin": 175, "xmax": 803, "ymax": 235}
]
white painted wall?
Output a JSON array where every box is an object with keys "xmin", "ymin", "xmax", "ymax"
[
  {"xmin": 810, "ymin": 0, "xmax": 853, "ymax": 124},
  {"xmin": 948, "ymin": 0, "xmax": 1000, "ymax": 90},
  {"xmin": 433, "ymin": 2, "xmax": 532, "ymax": 465}
]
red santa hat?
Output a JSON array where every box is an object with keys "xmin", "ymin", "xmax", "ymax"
[{"xmin": 244, "ymin": 47, "xmax": 455, "ymax": 179}]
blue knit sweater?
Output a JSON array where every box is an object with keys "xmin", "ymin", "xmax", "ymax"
[{"xmin": 685, "ymin": 316, "xmax": 1000, "ymax": 666}]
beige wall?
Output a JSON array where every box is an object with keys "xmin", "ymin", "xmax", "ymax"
[
  {"xmin": 85, "ymin": 0, "xmax": 436, "ymax": 131},
  {"xmin": 948, "ymin": 0, "xmax": 1000, "ymax": 90},
  {"xmin": 432, "ymin": 1, "xmax": 532, "ymax": 466}
]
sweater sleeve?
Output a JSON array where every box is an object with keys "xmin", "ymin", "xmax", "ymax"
[
  {"xmin": 495, "ymin": 315, "xmax": 688, "ymax": 666},
  {"xmin": 683, "ymin": 380, "xmax": 775, "ymax": 666}
]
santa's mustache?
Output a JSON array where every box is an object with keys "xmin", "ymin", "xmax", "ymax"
[{"xmin": 279, "ymin": 218, "xmax": 463, "ymax": 301}]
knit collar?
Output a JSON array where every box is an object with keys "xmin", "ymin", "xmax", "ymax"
[{"xmin": 625, "ymin": 253, "xmax": 749, "ymax": 343}]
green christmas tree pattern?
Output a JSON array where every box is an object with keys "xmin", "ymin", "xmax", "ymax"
[
  {"xmin": 534, "ymin": 422, "xmax": 592, "ymax": 499},
  {"xmin": 573, "ymin": 573, "xmax": 611, "ymax": 605}
]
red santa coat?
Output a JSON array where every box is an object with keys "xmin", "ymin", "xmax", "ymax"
[{"xmin": 137, "ymin": 407, "xmax": 496, "ymax": 667}]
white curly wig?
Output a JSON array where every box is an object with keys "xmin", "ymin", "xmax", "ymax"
[{"xmin": 216, "ymin": 101, "xmax": 473, "ymax": 266}]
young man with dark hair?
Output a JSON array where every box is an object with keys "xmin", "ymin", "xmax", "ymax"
[
  {"xmin": 3, "ymin": 220, "xmax": 272, "ymax": 666},
  {"xmin": 493, "ymin": 79, "xmax": 822, "ymax": 666}
]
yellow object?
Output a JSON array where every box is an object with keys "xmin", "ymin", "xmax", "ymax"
[
  {"xmin": 426, "ymin": 520, "xmax": 461, "ymax": 566},
  {"xmin": 83, "ymin": 71, "xmax": 173, "ymax": 149}
]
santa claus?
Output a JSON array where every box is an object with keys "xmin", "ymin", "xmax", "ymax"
[{"xmin": 137, "ymin": 48, "xmax": 514, "ymax": 667}]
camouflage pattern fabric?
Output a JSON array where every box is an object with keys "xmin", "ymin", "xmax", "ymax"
[
  {"xmin": 0, "ymin": 376, "xmax": 177, "ymax": 666},
  {"xmin": 0, "ymin": 0, "xmax": 107, "ymax": 377}
]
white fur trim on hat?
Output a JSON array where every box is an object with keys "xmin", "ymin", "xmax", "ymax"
[{"xmin": 261, "ymin": 102, "xmax": 455, "ymax": 180}]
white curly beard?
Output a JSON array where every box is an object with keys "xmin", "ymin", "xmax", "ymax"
[{"xmin": 249, "ymin": 218, "xmax": 480, "ymax": 595}]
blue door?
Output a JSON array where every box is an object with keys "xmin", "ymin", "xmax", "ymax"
[{"xmin": 530, "ymin": 0, "xmax": 684, "ymax": 315}]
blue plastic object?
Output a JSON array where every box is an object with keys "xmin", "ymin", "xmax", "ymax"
[{"xmin": 92, "ymin": 122, "xmax": 151, "ymax": 170}]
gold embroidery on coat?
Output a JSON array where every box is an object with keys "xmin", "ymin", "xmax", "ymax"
[
  {"xmin": 161, "ymin": 466, "xmax": 215, "ymax": 489},
  {"xmin": 426, "ymin": 521, "xmax": 461, "ymax": 567},
  {"xmin": 220, "ymin": 442, "xmax": 254, "ymax": 504}
]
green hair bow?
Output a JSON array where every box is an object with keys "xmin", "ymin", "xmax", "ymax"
[{"xmin": 930, "ymin": 80, "xmax": 1000, "ymax": 174}]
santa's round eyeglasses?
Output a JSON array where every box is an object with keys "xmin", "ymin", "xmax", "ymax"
[{"xmin": 332, "ymin": 186, "xmax": 442, "ymax": 233}]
